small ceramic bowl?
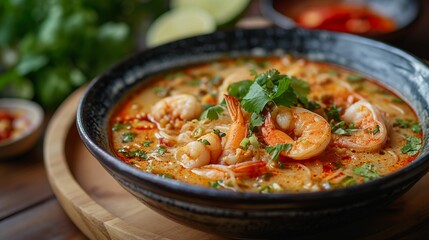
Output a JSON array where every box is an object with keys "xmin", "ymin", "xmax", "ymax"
[
  {"xmin": 260, "ymin": 0, "xmax": 420, "ymax": 40},
  {"xmin": 0, "ymin": 98, "xmax": 44, "ymax": 158},
  {"xmin": 77, "ymin": 28, "xmax": 429, "ymax": 239}
]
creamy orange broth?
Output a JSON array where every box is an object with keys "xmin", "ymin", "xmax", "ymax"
[{"xmin": 110, "ymin": 56, "xmax": 421, "ymax": 193}]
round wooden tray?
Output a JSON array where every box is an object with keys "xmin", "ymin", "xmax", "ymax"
[{"xmin": 44, "ymin": 87, "xmax": 429, "ymax": 240}]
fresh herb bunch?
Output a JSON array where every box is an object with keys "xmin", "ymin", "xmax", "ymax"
[
  {"xmin": 0, "ymin": 0, "xmax": 167, "ymax": 108},
  {"xmin": 228, "ymin": 69, "xmax": 310, "ymax": 114}
]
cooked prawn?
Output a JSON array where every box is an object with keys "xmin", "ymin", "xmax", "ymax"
[
  {"xmin": 333, "ymin": 100, "xmax": 388, "ymax": 152},
  {"xmin": 191, "ymin": 160, "xmax": 268, "ymax": 180},
  {"xmin": 219, "ymin": 95, "xmax": 250, "ymax": 165},
  {"xmin": 150, "ymin": 94, "xmax": 203, "ymax": 129},
  {"xmin": 175, "ymin": 133, "xmax": 222, "ymax": 169},
  {"xmin": 217, "ymin": 67, "xmax": 252, "ymax": 103},
  {"xmin": 262, "ymin": 106, "xmax": 331, "ymax": 160}
]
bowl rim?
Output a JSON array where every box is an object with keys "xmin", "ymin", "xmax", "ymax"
[
  {"xmin": 77, "ymin": 27, "xmax": 429, "ymax": 203},
  {"xmin": 0, "ymin": 98, "xmax": 44, "ymax": 148},
  {"xmin": 259, "ymin": 0, "xmax": 421, "ymax": 37}
]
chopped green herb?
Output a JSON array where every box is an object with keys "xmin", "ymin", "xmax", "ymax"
[
  {"xmin": 142, "ymin": 140, "xmax": 153, "ymax": 147},
  {"xmin": 122, "ymin": 132, "xmax": 136, "ymax": 143},
  {"xmin": 198, "ymin": 139, "xmax": 211, "ymax": 145},
  {"xmin": 227, "ymin": 80, "xmax": 253, "ymax": 100},
  {"xmin": 192, "ymin": 127, "xmax": 204, "ymax": 138},
  {"xmin": 154, "ymin": 86, "xmax": 168, "ymax": 97},
  {"xmin": 332, "ymin": 161, "xmax": 344, "ymax": 170},
  {"xmin": 240, "ymin": 134, "xmax": 260, "ymax": 150},
  {"xmin": 347, "ymin": 74, "xmax": 364, "ymax": 83},
  {"xmin": 373, "ymin": 125, "xmax": 380, "ymax": 135},
  {"xmin": 240, "ymin": 138, "xmax": 250, "ymax": 150},
  {"xmin": 209, "ymin": 180, "xmax": 223, "ymax": 188},
  {"xmin": 238, "ymin": 69, "xmax": 310, "ymax": 114},
  {"xmin": 249, "ymin": 113, "xmax": 264, "ymax": 132},
  {"xmin": 132, "ymin": 150, "xmax": 149, "ymax": 159},
  {"xmin": 258, "ymin": 185, "xmax": 271, "ymax": 193},
  {"xmin": 265, "ymin": 143, "xmax": 292, "ymax": 161},
  {"xmin": 327, "ymin": 69, "xmax": 338, "ymax": 75},
  {"xmin": 200, "ymin": 105, "xmax": 224, "ymax": 120},
  {"xmin": 325, "ymin": 104, "xmax": 342, "ymax": 122},
  {"xmin": 112, "ymin": 123, "xmax": 131, "ymax": 131},
  {"xmin": 186, "ymin": 79, "xmax": 201, "ymax": 86},
  {"xmin": 401, "ymin": 137, "xmax": 422, "ymax": 155},
  {"xmin": 277, "ymin": 161, "xmax": 284, "ymax": 169},
  {"xmin": 341, "ymin": 176, "xmax": 357, "ymax": 187},
  {"xmin": 165, "ymin": 72, "xmax": 185, "ymax": 80},
  {"xmin": 157, "ymin": 173, "xmax": 172, "ymax": 179},
  {"xmin": 331, "ymin": 121, "xmax": 358, "ymax": 136},
  {"xmin": 308, "ymin": 101, "xmax": 321, "ymax": 111},
  {"xmin": 213, "ymin": 128, "xmax": 226, "ymax": 137},
  {"xmin": 156, "ymin": 147, "xmax": 166, "ymax": 155},
  {"xmin": 393, "ymin": 119, "xmax": 421, "ymax": 133},
  {"xmin": 258, "ymin": 172, "xmax": 273, "ymax": 182},
  {"xmin": 353, "ymin": 163, "xmax": 381, "ymax": 182},
  {"xmin": 392, "ymin": 98, "xmax": 404, "ymax": 104}
]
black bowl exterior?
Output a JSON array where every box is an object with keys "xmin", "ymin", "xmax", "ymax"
[{"xmin": 77, "ymin": 28, "xmax": 429, "ymax": 238}]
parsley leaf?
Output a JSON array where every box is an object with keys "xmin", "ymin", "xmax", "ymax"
[
  {"xmin": 200, "ymin": 105, "xmax": 224, "ymax": 120},
  {"xmin": 265, "ymin": 144, "xmax": 292, "ymax": 161},
  {"xmin": 156, "ymin": 147, "xmax": 166, "ymax": 155},
  {"xmin": 401, "ymin": 137, "xmax": 422, "ymax": 155},
  {"xmin": 331, "ymin": 121, "xmax": 358, "ymax": 136},
  {"xmin": 142, "ymin": 140, "xmax": 153, "ymax": 147},
  {"xmin": 393, "ymin": 119, "xmax": 421, "ymax": 133},
  {"xmin": 353, "ymin": 163, "xmax": 381, "ymax": 182},
  {"xmin": 241, "ymin": 83, "xmax": 272, "ymax": 114}
]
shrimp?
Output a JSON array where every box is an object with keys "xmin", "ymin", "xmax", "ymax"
[
  {"xmin": 150, "ymin": 94, "xmax": 203, "ymax": 129},
  {"xmin": 217, "ymin": 67, "xmax": 252, "ymax": 103},
  {"xmin": 333, "ymin": 100, "xmax": 388, "ymax": 152},
  {"xmin": 191, "ymin": 160, "xmax": 269, "ymax": 180},
  {"xmin": 219, "ymin": 95, "xmax": 249, "ymax": 165},
  {"xmin": 262, "ymin": 106, "xmax": 331, "ymax": 160},
  {"xmin": 175, "ymin": 133, "xmax": 222, "ymax": 169}
]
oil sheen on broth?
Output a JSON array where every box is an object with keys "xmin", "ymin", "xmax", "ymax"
[{"xmin": 110, "ymin": 55, "xmax": 422, "ymax": 193}]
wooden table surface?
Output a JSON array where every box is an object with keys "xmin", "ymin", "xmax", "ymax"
[{"xmin": 1, "ymin": 1, "xmax": 428, "ymax": 239}]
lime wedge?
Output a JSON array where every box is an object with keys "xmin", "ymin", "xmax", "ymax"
[
  {"xmin": 171, "ymin": 0, "xmax": 251, "ymax": 26},
  {"xmin": 146, "ymin": 7, "xmax": 216, "ymax": 48}
]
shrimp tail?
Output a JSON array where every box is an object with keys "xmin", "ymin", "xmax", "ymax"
[
  {"xmin": 225, "ymin": 95, "xmax": 244, "ymax": 124},
  {"xmin": 230, "ymin": 160, "xmax": 269, "ymax": 178},
  {"xmin": 261, "ymin": 112, "xmax": 294, "ymax": 147}
]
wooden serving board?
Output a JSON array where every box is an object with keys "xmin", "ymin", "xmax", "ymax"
[{"xmin": 44, "ymin": 87, "xmax": 429, "ymax": 240}]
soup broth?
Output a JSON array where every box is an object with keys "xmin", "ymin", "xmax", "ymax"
[{"xmin": 110, "ymin": 55, "xmax": 422, "ymax": 193}]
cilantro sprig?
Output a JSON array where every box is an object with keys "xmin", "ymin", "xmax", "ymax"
[
  {"xmin": 401, "ymin": 137, "xmax": 422, "ymax": 155},
  {"xmin": 229, "ymin": 69, "xmax": 310, "ymax": 114},
  {"xmin": 353, "ymin": 163, "xmax": 381, "ymax": 182},
  {"xmin": 265, "ymin": 143, "xmax": 292, "ymax": 161},
  {"xmin": 200, "ymin": 105, "xmax": 224, "ymax": 120}
]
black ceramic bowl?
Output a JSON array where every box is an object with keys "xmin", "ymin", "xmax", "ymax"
[
  {"xmin": 77, "ymin": 28, "xmax": 429, "ymax": 239},
  {"xmin": 260, "ymin": 0, "xmax": 420, "ymax": 41}
]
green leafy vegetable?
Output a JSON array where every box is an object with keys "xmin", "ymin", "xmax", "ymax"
[
  {"xmin": 265, "ymin": 143, "xmax": 292, "ymax": 161},
  {"xmin": 401, "ymin": 137, "xmax": 422, "ymax": 155},
  {"xmin": 239, "ymin": 69, "xmax": 310, "ymax": 114},
  {"xmin": 122, "ymin": 132, "xmax": 136, "ymax": 143},
  {"xmin": 198, "ymin": 139, "xmax": 211, "ymax": 145},
  {"xmin": 373, "ymin": 125, "xmax": 380, "ymax": 135},
  {"xmin": 227, "ymin": 80, "xmax": 253, "ymax": 100},
  {"xmin": 249, "ymin": 113, "xmax": 264, "ymax": 132},
  {"xmin": 325, "ymin": 104, "xmax": 342, "ymax": 122},
  {"xmin": 117, "ymin": 148, "xmax": 149, "ymax": 159},
  {"xmin": 393, "ymin": 119, "xmax": 421, "ymax": 133},
  {"xmin": 392, "ymin": 98, "xmax": 404, "ymax": 104},
  {"xmin": 347, "ymin": 74, "xmax": 364, "ymax": 83},
  {"xmin": 213, "ymin": 128, "xmax": 226, "ymax": 137},
  {"xmin": 156, "ymin": 146, "xmax": 166, "ymax": 155},
  {"xmin": 142, "ymin": 140, "xmax": 153, "ymax": 147},
  {"xmin": 331, "ymin": 121, "xmax": 358, "ymax": 136},
  {"xmin": 209, "ymin": 180, "xmax": 223, "ymax": 188},
  {"xmin": 200, "ymin": 105, "xmax": 224, "ymax": 120},
  {"xmin": 353, "ymin": 163, "xmax": 381, "ymax": 182}
]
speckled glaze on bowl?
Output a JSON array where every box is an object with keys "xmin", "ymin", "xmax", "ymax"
[
  {"xmin": 260, "ymin": 0, "xmax": 420, "ymax": 41},
  {"xmin": 77, "ymin": 28, "xmax": 429, "ymax": 239}
]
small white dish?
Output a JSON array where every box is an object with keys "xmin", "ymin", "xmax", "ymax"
[{"xmin": 0, "ymin": 98, "xmax": 44, "ymax": 158}]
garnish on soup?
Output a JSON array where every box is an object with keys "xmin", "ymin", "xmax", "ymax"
[{"xmin": 110, "ymin": 56, "xmax": 422, "ymax": 193}]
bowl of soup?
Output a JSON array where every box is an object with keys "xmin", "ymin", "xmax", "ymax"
[{"xmin": 77, "ymin": 28, "xmax": 429, "ymax": 239}]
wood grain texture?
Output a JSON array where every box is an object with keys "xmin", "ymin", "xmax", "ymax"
[
  {"xmin": 44, "ymin": 85, "xmax": 429, "ymax": 239},
  {"xmin": 0, "ymin": 198, "xmax": 86, "ymax": 240}
]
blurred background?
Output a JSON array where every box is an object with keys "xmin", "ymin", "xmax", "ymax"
[{"xmin": 0, "ymin": 0, "xmax": 428, "ymax": 110}]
